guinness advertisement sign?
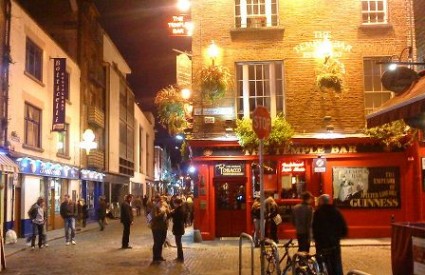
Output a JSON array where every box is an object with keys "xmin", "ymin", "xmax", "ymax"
[{"xmin": 215, "ymin": 163, "xmax": 245, "ymax": 177}]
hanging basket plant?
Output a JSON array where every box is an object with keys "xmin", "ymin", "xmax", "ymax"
[
  {"xmin": 197, "ymin": 65, "xmax": 231, "ymax": 102},
  {"xmin": 365, "ymin": 120, "xmax": 417, "ymax": 151},
  {"xmin": 265, "ymin": 113, "xmax": 295, "ymax": 154},
  {"xmin": 316, "ymin": 57, "xmax": 346, "ymax": 93},
  {"xmin": 154, "ymin": 85, "xmax": 186, "ymax": 136},
  {"xmin": 234, "ymin": 118, "xmax": 259, "ymax": 153}
]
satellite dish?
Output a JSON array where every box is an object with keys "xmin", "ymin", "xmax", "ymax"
[{"xmin": 381, "ymin": 67, "xmax": 418, "ymax": 94}]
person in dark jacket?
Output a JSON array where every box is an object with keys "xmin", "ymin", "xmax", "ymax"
[
  {"xmin": 292, "ymin": 191, "xmax": 314, "ymax": 252},
  {"xmin": 312, "ymin": 194, "xmax": 348, "ymax": 275},
  {"xmin": 170, "ymin": 198, "xmax": 186, "ymax": 262},
  {"xmin": 60, "ymin": 194, "xmax": 78, "ymax": 245},
  {"xmin": 97, "ymin": 196, "xmax": 107, "ymax": 231},
  {"xmin": 265, "ymin": 195, "xmax": 279, "ymax": 243},
  {"xmin": 120, "ymin": 194, "xmax": 134, "ymax": 249},
  {"xmin": 28, "ymin": 197, "xmax": 47, "ymax": 249},
  {"xmin": 251, "ymin": 198, "xmax": 261, "ymax": 247},
  {"xmin": 150, "ymin": 194, "xmax": 169, "ymax": 263}
]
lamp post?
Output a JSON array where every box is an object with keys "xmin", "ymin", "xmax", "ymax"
[
  {"xmin": 80, "ymin": 129, "xmax": 97, "ymax": 155},
  {"xmin": 207, "ymin": 40, "xmax": 219, "ymax": 66}
]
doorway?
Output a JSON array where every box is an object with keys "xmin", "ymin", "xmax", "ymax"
[
  {"xmin": 215, "ymin": 179, "xmax": 247, "ymax": 237},
  {"xmin": 13, "ymin": 187, "xmax": 21, "ymax": 236}
]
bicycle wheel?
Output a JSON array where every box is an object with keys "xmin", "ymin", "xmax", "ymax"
[{"xmin": 265, "ymin": 253, "xmax": 277, "ymax": 274}]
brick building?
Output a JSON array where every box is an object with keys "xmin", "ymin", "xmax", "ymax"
[{"xmin": 186, "ymin": 0, "xmax": 425, "ymax": 239}]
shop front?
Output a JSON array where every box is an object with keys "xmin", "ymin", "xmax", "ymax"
[
  {"xmin": 0, "ymin": 153, "xmax": 19, "ymax": 235},
  {"xmin": 104, "ymin": 173, "xmax": 130, "ymax": 218},
  {"xmin": 190, "ymin": 138, "xmax": 421, "ymax": 240},
  {"xmin": 12, "ymin": 157, "xmax": 79, "ymax": 236},
  {"xmin": 80, "ymin": 169, "xmax": 105, "ymax": 221}
]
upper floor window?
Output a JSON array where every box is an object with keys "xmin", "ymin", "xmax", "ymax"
[
  {"xmin": 24, "ymin": 103, "xmax": 42, "ymax": 148},
  {"xmin": 25, "ymin": 38, "xmax": 43, "ymax": 81},
  {"xmin": 363, "ymin": 57, "xmax": 393, "ymax": 115},
  {"xmin": 361, "ymin": 0, "xmax": 388, "ymax": 24},
  {"xmin": 236, "ymin": 61, "xmax": 284, "ymax": 119},
  {"xmin": 57, "ymin": 124, "xmax": 69, "ymax": 156},
  {"xmin": 235, "ymin": 0, "xmax": 278, "ymax": 28}
]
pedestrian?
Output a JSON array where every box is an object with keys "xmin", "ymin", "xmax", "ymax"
[
  {"xmin": 292, "ymin": 191, "xmax": 314, "ymax": 252},
  {"xmin": 312, "ymin": 194, "xmax": 348, "ymax": 275},
  {"xmin": 150, "ymin": 194, "xmax": 169, "ymax": 263},
  {"xmin": 142, "ymin": 195, "xmax": 148, "ymax": 214},
  {"xmin": 120, "ymin": 194, "xmax": 134, "ymax": 249},
  {"xmin": 265, "ymin": 195, "xmax": 279, "ymax": 243},
  {"xmin": 170, "ymin": 198, "xmax": 186, "ymax": 262},
  {"xmin": 28, "ymin": 197, "xmax": 48, "ymax": 249},
  {"xmin": 134, "ymin": 196, "xmax": 142, "ymax": 216},
  {"xmin": 60, "ymin": 194, "xmax": 78, "ymax": 245},
  {"xmin": 97, "ymin": 196, "xmax": 107, "ymax": 231},
  {"xmin": 251, "ymin": 197, "xmax": 261, "ymax": 247},
  {"xmin": 186, "ymin": 195, "xmax": 194, "ymax": 226},
  {"xmin": 77, "ymin": 199, "xmax": 88, "ymax": 229}
]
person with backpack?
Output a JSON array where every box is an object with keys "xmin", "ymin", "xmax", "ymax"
[{"xmin": 28, "ymin": 197, "xmax": 47, "ymax": 249}]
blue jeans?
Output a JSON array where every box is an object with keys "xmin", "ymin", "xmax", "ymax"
[
  {"xmin": 64, "ymin": 217, "xmax": 76, "ymax": 242},
  {"xmin": 31, "ymin": 223, "xmax": 46, "ymax": 247}
]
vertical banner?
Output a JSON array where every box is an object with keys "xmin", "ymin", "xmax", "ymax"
[{"xmin": 52, "ymin": 58, "xmax": 67, "ymax": 131}]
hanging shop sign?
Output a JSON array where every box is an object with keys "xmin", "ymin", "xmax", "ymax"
[
  {"xmin": 215, "ymin": 163, "xmax": 245, "ymax": 177},
  {"xmin": 176, "ymin": 53, "xmax": 192, "ymax": 88},
  {"xmin": 52, "ymin": 58, "xmax": 67, "ymax": 132},
  {"xmin": 313, "ymin": 158, "xmax": 327, "ymax": 173},
  {"xmin": 168, "ymin": 15, "xmax": 193, "ymax": 36},
  {"xmin": 17, "ymin": 157, "xmax": 79, "ymax": 179},
  {"xmin": 80, "ymin": 169, "xmax": 105, "ymax": 182},
  {"xmin": 281, "ymin": 161, "xmax": 305, "ymax": 173},
  {"xmin": 332, "ymin": 167, "xmax": 400, "ymax": 208}
]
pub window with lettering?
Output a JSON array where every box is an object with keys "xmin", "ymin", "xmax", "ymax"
[
  {"xmin": 235, "ymin": 0, "xmax": 278, "ymax": 28},
  {"xmin": 236, "ymin": 61, "xmax": 284, "ymax": 119},
  {"xmin": 24, "ymin": 103, "xmax": 42, "ymax": 148},
  {"xmin": 25, "ymin": 37, "xmax": 43, "ymax": 81}
]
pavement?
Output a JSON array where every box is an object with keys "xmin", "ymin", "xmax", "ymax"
[{"xmin": 1, "ymin": 216, "xmax": 392, "ymax": 275}]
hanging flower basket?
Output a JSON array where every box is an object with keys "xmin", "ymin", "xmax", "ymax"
[
  {"xmin": 154, "ymin": 85, "xmax": 186, "ymax": 135},
  {"xmin": 198, "ymin": 65, "xmax": 231, "ymax": 102},
  {"xmin": 315, "ymin": 57, "xmax": 346, "ymax": 93},
  {"xmin": 365, "ymin": 120, "xmax": 417, "ymax": 151}
]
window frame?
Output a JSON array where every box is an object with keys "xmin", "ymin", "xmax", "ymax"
[
  {"xmin": 361, "ymin": 0, "xmax": 388, "ymax": 25},
  {"xmin": 24, "ymin": 103, "xmax": 42, "ymax": 149},
  {"xmin": 25, "ymin": 37, "xmax": 43, "ymax": 82},
  {"xmin": 235, "ymin": 0, "xmax": 279, "ymax": 28},
  {"xmin": 236, "ymin": 60, "xmax": 285, "ymax": 119},
  {"xmin": 57, "ymin": 123, "xmax": 70, "ymax": 157}
]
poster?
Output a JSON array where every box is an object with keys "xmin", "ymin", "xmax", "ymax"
[
  {"xmin": 332, "ymin": 167, "xmax": 400, "ymax": 208},
  {"xmin": 413, "ymin": 237, "xmax": 425, "ymax": 275}
]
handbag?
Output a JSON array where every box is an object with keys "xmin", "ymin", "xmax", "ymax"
[{"xmin": 272, "ymin": 214, "xmax": 282, "ymax": 225}]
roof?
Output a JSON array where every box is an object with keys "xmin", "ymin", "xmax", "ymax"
[{"xmin": 366, "ymin": 75, "xmax": 425, "ymax": 128}]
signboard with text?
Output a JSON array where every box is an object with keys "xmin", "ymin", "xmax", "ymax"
[
  {"xmin": 168, "ymin": 15, "xmax": 193, "ymax": 36},
  {"xmin": 332, "ymin": 167, "xmax": 400, "ymax": 208},
  {"xmin": 52, "ymin": 58, "xmax": 67, "ymax": 131},
  {"xmin": 252, "ymin": 106, "xmax": 271, "ymax": 139},
  {"xmin": 215, "ymin": 163, "xmax": 245, "ymax": 177},
  {"xmin": 17, "ymin": 157, "xmax": 79, "ymax": 180}
]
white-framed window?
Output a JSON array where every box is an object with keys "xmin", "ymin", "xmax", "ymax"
[
  {"xmin": 25, "ymin": 37, "xmax": 43, "ymax": 81},
  {"xmin": 363, "ymin": 57, "xmax": 393, "ymax": 115},
  {"xmin": 361, "ymin": 0, "xmax": 388, "ymax": 24},
  {"xmin": 236, "ymin": 61, "xmax": 284, "ymax": 118},
  {"xmin": 57, "ymin": 123, "xmax": 70, "ymax": 156},
  {"xmin": 235, "ymin": 0, "xmax": 278, "ymax": 28},
  {"xmin": 24, "ymin": 103, "xmax": 42, "ymax": 148}
]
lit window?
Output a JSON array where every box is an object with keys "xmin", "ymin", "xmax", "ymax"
[
  {"xmin": 361, "ymin": 0, "xmax": 388, "ymax": 24},
  {"xmin": 236, "ymin": 61, "xmax": 284, "ymax": 118},
  {"xmin": 24, "ymin": 103, "xmax": 42, "ymax": 148},
  {"xmin": 363, "ymin": 57, "xmax": 393, "ymax": 115},
  {"xmin": 57, "ymin": 124, "xmax": 69, "ymax": 156},
  {"xmin": 235, "ymin": 0, "xmax": 278, "ymax": 28},
  {"xmin": 25, "ymin": 38, "xmax": 43, "ymax": 81}
]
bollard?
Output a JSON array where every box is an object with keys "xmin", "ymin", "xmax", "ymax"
[{"xmin": 193, "ymin": 229, "xmax": 203, "ymax": 243}]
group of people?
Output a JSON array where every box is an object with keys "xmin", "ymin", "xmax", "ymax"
[{"xmin": 251, "ymin": 192, "xmax": 347, "ymax": 275}]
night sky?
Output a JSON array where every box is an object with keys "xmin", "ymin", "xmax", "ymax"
[{"xmin": 95, "ymin": 0, "xmax": 191, "ymax": 165}]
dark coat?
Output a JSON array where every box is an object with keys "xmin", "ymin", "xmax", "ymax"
[
  {"xmin": 312, "ymin": 204, "xmax": 347, "ymax": 250},
  {"xmin": 171, "ymin": 205, "xmax": 186, "ymax": 236},
  {"xmin": 97, "ymin": 200, "xmax": 107, "ymax": 219},
  {"xmin": 120, "ymin": 201, "xmax": 133, "ymax": 224},
  {"xmin": 60, "ymin": 201, "xmax": 77, "ymax": 219}
]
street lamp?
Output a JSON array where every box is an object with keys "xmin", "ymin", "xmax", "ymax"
[
  {"xmin": 207, "ymin": 40, "xmax": 219, "ymax": 65},
  {"xmin": 177, "ymin": 0, "xmax": 191, "ymax": 13},
  {"xmin": 80, "ymin": 129, "xmax": 97, "ymax": 155}
]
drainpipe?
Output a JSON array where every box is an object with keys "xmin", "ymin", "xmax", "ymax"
[{"xmin": 1, "ymin": 0, "xmax": 11, "ymax": 149}]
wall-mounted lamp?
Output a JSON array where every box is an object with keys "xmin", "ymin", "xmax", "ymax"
[
  {"xmin": 315, "ymin": 36, "xmax": 333, "ymax": 61},
  {"xmin": 207, "ymin": 40, "xmax": 219, "ymax": 65},
  {"xmin": 177, "ymin": 0, "xmax": 191, "ymax": 12},
  {"xmin": 80, "ymin": 129, "xmax": 97, "ymax": 155}
]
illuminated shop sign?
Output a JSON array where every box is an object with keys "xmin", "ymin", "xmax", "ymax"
[
  {"xmin": 313, "ymin": 158, "xmax": 327, "ymax": 173},
  {"xmin": 168, "ymin": 15, "xmax": 193, "ymax": 36},
  {"xmin": 293, "ymin": 31, "xmax": 352, "ymax": 58},
  {"xmin": 80, "ymin": 169, "xmax": 105, "ymax": 182},
  {"xmin": 17, "ymin": 157, "xmax": 79, "ymax": 179},
  {"xmin": 52, "ymin": 58, "xmax": 67, "ymax": 132},
  {"xmin": 215, "ymin": 163, "xmax": 245, "ymax": 177},
  {"xmin": 332, "ymin": 167, "xmax": 400, "ymax": 208},
  {"xmin": 281, "ymin": 161, "xmax": 305, "ymax": 173}
]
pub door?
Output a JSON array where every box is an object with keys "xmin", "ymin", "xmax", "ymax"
[{"xmin": 215, "ymin": 179, "xmax": 247, "ymax": 237}]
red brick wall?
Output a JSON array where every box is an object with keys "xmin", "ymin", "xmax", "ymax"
[
  {"xmin": 414, "ymin": 0, "xmax": 425, "ymax": 65},
  {"xmin": 191, "ymin": 0, "xmax": 413, "ymax": 135}
]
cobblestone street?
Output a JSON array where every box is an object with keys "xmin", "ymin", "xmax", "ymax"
[{"xmin": 3, "ymin": 216, "xmax": 392, "ymax": 275}]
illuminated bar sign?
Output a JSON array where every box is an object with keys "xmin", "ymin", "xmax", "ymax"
[
  {"xmin": 17, "ymin": 157, "xmax": 79, "ymax": 179},
  {"xmin": 168, "ymin": 15, "xmax": 193, "ymax": 36},
  {"xmin": 281, "ymin": 161, "xmax": 305, "ymax": 173},
  {"xmin": 80, "ymin": 169, "xmax": 105, "ymax": 182},
  {"xmin": 52, "ymin": 58, "xmax": 67, "ymax": 131},
  {"xmin": 215, "ymin": 163, "xmax": 245, "ymax": 177}
]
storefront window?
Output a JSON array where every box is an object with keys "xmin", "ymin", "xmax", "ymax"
[
  {"xmin": 48, "ymin": 179, "xmax": 62, "ymax": 213},
  {"xmin": 86, "ymin": 181, "xmax": 95, "ymax": 209},
  {"xmin": 217, "ymin": 182, "xmax": 245, "ymax": 210}
]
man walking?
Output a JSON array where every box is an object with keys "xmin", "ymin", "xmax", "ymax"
[
  {"xmin": 97, "ymin": 196, "xmax": 107, "ymax": 231},
  {"xmin": 170, "ymin": 198, "xmax": 186, "ymax": 262},
  {"xmin": 120, "ymin": 194, "xmax": 134, "ymax": 249},
  {"xmin": 60, "ymin": 194, "xmax": 77, "ymax": 245},
  {"xmin": 292, "ymin": 191, "xmax": 313, "ymax": 252},
  {"xmin": 312, "ymin": 194, "xmax": 347, "ymax": 275},
  {"xmin": 28, "ymin": 197, "xmax": 47, "ymax": 249}
]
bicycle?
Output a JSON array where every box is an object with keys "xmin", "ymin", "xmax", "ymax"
[
  {"xmin": 290, "ymin": 251, "xmax": 328, "ymax": 275},
  {"xmin": 262, "ymin": 239, "xmax": 296, "ymax": 275}
]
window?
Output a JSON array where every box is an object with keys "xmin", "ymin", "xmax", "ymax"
[
  {"xmin": 24, "ymin": 103, "xmax": 42, "ymax": 148},
  {"xmin": 57, "ymin": 124, "xmax": 69, "ymax": 156},
  {"xmin": 235, "ymin": 0, "xmax": 278, "ymax": 28},
  {"xmin": 25, "ymin": 38, "xmax": 43, "ymax": 81},
  {"xmin": 361, "ymin": 0, "xmax": 388, "ymax": 24},
  {"xmin": 139, "ymin": 126, "xmax": 144, "ymax": 173},
  {"xmin": 363, "ymin": 57, "xmax": 393, "ymax": 115},
  {"xmin": 236, "ymin": 61, "xmax": 284, "ymax": 118}
]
